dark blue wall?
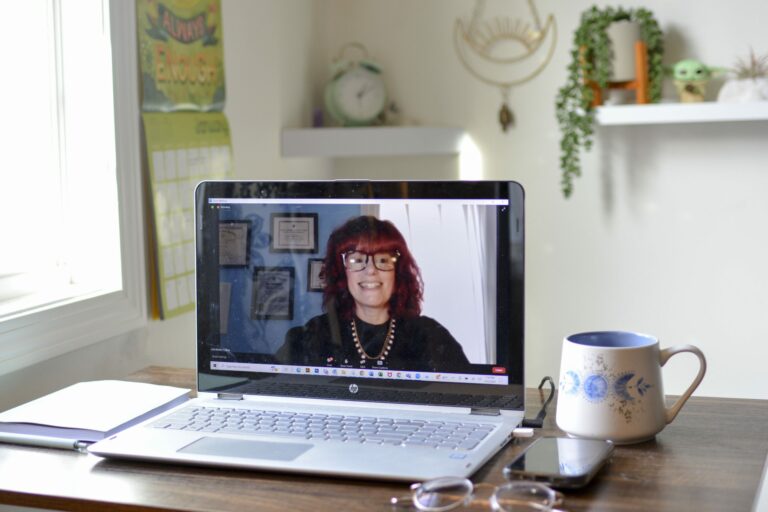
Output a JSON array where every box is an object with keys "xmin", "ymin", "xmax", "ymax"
[{"xmin": 219, "ymin": 203, "xmax": 360, "ymax": 354}]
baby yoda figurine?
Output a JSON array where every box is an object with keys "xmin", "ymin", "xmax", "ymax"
[{"xmin": 670, "ymin": 59, "xmax": 725, "ymax": 102}]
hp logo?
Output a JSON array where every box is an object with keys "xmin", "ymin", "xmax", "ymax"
[{"xmin": 348, "ymin": 384, "xmax": 359, "ymax": 394}]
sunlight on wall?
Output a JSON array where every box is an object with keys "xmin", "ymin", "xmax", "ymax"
[{"xmin": 458, "ymin": 134, "xmax": 484, "ymax": 180}]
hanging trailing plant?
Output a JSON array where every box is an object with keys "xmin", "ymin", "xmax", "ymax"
[{"xmin": 555, "ymin": 6, "xmax": 663, "ymax": 198}]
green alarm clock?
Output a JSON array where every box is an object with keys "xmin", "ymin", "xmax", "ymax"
[{"xmin": 324, "ymin": 43, "xmax": 387, "ymax": 127}]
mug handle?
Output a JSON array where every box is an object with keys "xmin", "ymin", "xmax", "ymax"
[{"xmin": 660, "ymin": 344, "xmax": 707, "ymax": 424}]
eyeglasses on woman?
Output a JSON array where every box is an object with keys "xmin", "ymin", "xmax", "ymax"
[{"xmin": 342, "ymin": 250, "xmax": 400, "ymax": 272}]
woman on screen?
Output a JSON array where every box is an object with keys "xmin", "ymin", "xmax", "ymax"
[{"xmin": 277, "ymin": 215, "xmax": 470, "ymax": 372}]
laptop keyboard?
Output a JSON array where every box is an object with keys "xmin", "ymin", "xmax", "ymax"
[{"xmin": 149, "ymin": 405, "xmax": 498, "ymax": 451}]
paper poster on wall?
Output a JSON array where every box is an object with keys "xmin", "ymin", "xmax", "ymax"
[
  {"xmin": 143, "ymin": 111, "xmax": 233, "ymax": 318},
  {"xmin": 137, "ymin": 0, "xmax": 225, "ymax": 111}
]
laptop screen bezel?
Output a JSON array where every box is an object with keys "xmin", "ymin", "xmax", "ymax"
[{"xmin": 195, "ymin": 180, "xmax": 525, "ymax": 409}]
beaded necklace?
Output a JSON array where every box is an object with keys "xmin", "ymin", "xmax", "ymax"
[{"xmin": 350, "ymin": 318, "xmax": 396, "ymax": 366}]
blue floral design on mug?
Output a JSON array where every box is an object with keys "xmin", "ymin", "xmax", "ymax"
[
  {"xmin": 562, "ymin": 368, "xmax": 656, "ymax": 423},
  {"xmin": 613, "ymin": 373, "xmax": 635, "ymax": 401},
  {"xmin": 583, "ymin": 374, "xmax": 609, "ymax": 402},
  {"xmin": 560, "ymin": 370, "xmax": 580, "ymax": 395},
  {"xmin": 636, "ymin": 377, "xmax": 652, "ymax": 396}
]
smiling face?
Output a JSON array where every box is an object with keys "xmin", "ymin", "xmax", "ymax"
[
  {"xmin": 345, "ymin": 251, "xmax": 395, "ymax": 324},
  {"xmin": 324, "ymin": 216, "xmax": 423, "ymax": 323}
]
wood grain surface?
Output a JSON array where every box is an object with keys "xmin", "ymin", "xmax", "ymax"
[{"xmin": 0, "ymin": 366, "xmax": 765, "ymax": 511}]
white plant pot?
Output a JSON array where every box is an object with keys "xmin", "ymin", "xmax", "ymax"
[
  {"xmin": 717, "ymin": 77, "xmax": 768, "ymax": 103},
  {"xmin": 606, "ymin": 20, "xmax": 641, "ymax": 82}
]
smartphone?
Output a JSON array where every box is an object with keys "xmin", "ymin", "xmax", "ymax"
[{"xmin": 502, "ymin": 436, "xmax": 614, "ymax": 489}]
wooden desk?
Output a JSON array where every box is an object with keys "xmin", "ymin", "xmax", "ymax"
[{"xmin": 1, "ymin": 366, "xmax": 766, "ymax": 512}]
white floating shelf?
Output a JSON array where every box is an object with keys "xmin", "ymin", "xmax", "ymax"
[
  {"xmin": 281, "ymin": 126, "xmax": 466, "ymax": 158},
  {"xmin": 596, "ymin": 101, "xmax": 768, "ymax": 126}
]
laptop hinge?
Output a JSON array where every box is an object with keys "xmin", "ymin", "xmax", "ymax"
[
  {"xmin": 470, "ymin": 407, "xmax": 501, "ymax": 416},
  {"xmin": 216, "ymin": 393, "xmax": 244, "ymax": 401}
]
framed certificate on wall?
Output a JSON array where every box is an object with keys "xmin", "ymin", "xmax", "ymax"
[
  {"xmin": 218, "ymin": 221, "xmax": 250, "ymax": 266},
  {"xmin": 307, "ymin": 258, "xmax": 326, "ymax": 292},
  {"xmin": 270, "ymin": 213, "xmax": 318, "ymax": 253},
  {"xmin": 250, "ymin": 266, "xmax": 295, "ymax": 320}
]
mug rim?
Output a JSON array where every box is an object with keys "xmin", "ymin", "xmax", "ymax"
[{"xmin": 566, "ymin": 330, "xmax": 657, "ymax": 349}]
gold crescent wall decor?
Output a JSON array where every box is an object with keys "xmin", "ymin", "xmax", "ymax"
[{"xmin": 454, "ymin": 0, "xmax": 557, "ymax": 131}]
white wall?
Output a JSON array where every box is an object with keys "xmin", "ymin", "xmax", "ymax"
[
  {"xmin": 147, "ymin": 0, "xmax": 768, "ymax": 399},
  {"xmin": 4, "ymin": 0, "xmax": 766, "ymax": 411},
  {"xmin": 304, "ymin": 0, "xmax": 768, "ymax": 399}
]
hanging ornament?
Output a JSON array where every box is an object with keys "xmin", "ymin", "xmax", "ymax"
[
  {"xmin": 498, "ymin": 88, "xmax": 514, "ymax": 131},
  {"xmin": 454, "ymin": 0, "xmax": 557, "ymax": 132}
]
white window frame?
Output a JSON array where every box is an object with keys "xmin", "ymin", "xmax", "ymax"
[{"xmin": 0, "ymin": 0, "xmax": 146, "ymax": 375}]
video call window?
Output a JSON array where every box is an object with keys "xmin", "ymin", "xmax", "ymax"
[{"xmin": 213, "ymin": 198, "xmax": 506, "ymax": 376}]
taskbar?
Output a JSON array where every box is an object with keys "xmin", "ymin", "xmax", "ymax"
[{"xmin": 209, "ymin": 361, "xmax": 509, "ymax": 385}]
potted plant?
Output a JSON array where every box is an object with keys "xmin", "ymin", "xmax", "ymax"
[
  {"xmin": 717, "ymin": 48, "xmax": 768, "ymax": 103},
  {"xmin": 555, "ymin": 6, "xmax": 664, "ymax": 198}
]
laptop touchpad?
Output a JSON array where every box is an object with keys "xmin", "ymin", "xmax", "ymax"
[{"xmin": 179, "ymin": 437, "xmax": 312, "ymax": 461}]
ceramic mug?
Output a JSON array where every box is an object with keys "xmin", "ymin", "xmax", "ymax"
[{"xmin": 556, "ymin": 331, "xmax": 706, "ymax": 444}]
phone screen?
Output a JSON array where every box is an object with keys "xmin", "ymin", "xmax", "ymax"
[{"xmin": 504, "ymin": 437, "xmax": 613, "ymax": 486}]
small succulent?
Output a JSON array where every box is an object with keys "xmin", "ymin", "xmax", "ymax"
[{"xmin": 733, "ymin": 48, "xmax": 768, "ymax": 80}]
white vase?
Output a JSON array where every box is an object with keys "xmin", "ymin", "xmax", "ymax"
[
  {"xmin": 606, "ymin": 20, "xmax": 641, "ymax": 82},
  {"xmin": 717, "ymin": 77, "xmax": 768, "ymax": 103}
]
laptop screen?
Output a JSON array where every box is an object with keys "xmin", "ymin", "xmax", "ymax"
[{"xmin": 195, "ymin": 181, "xmax": 524, "ymax": 409}]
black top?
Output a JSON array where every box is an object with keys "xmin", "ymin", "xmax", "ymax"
[{"xmin": 276, "ymin": 313, "xmax": 471, "ymax": 373}]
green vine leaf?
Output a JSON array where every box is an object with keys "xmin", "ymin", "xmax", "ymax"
[{"xmin": 555, "ymin": 6, "xmax": 664, "ymax": 198}]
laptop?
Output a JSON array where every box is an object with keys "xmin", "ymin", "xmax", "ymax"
[{"xmin": 90, "ymin": 180, "xmax": 526, "ymax": 481}]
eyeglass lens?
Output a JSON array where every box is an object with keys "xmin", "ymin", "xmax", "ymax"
[
  {"xmin": 343, "ymin": 251, "xmax": 398, "ymax": 271},
  {"xmin": 412, "ymin": 477, "xmax": 473, "ymax": 511},
  {"xmin": 409, "ymin": 477, "xmax": 557, "ymax": 512},
  {"xmin": 491, "ymin": 482, "xmax": 557, "ymax": 511}
]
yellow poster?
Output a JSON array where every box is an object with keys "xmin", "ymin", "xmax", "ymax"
[{"xmin": 137, "ymin": 0, "xmax": 225, "ymax": 111}]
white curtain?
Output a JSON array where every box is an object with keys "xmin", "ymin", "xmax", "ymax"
[{"xmin": 379, "ymin": 202, "xmax": 496, "ymax": 364}]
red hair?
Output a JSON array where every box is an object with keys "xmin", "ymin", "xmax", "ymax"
[{"xmin": 323, "ymin": 216, "xmax": 423, "ymax": 321}]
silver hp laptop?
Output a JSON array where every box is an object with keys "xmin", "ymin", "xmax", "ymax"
[{"xmin": 90, "ymin": 180, "xmax": 526, "ymax": 481}]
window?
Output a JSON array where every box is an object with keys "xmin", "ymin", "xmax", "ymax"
[{"xmin": 0, "ymin": 0, "xmax": 146, "ymax": 374}]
